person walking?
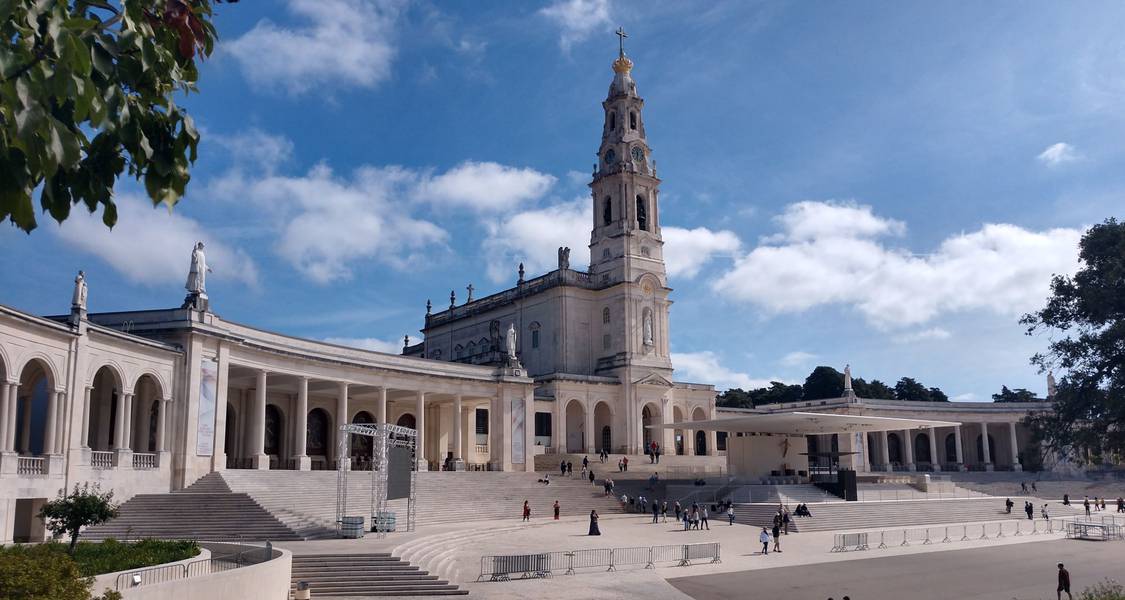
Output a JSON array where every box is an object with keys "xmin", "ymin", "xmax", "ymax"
[
  {"xmin": 1117, "ymin": 497, "xmax": 1124, "ymax": 513},
  {"xmin": 553, "ymin": 500, "xmax": 560, "ymax": 520},
  {"xmin": 618, "ymin": 458, "xmax": 624, "ymax": 472},
  {"xmin": 1084, "ymin": 497, "xmax": 1091, "ymax": 517},
  {"xmin": 783, "ymin": 508, "xmax": 791, "ymax": 535},
  {"xmin": 701, "ymin": 506, "xmax": 710, "ymax": 530},
  {"xmin": 1063, "ymin": 493, "xmax": 1070, "ymax": 506},
  {"xmin": 772, "ymin": 522, "xmax": 782, "ymax": 552},
  {"xmin": 522, "ymin": 500, "xmax": 531, "ymax": 522},
  {"xmin": 674, "ymin": 501, "xmax": 682, "ymax": 522},
  {"xmin": 661, "ymin": 501, "xmax": 669, "ymax": 523},
  {"xmin": 567, "ymin": 461, "xmax": 574, "ymax": 476},
  {"xmin": 1026, "ymin": 501, "xmax": 1034, "ymax": 520},
  {"xmin": 652, "ymin": 500, "xmax": 660, "ymax": 524},
  {"xmin": 1005, "ymin": 498, "xmax": 1013, "ymax": 514},
  {"xmin": 560, "ymin": 460, "xmax": 567, "ymax": 477},
  {"xmin": 589, "ymin": 470, "xmax": 596, "ymax": 486},
  {"xmin": 623, "ymin": 456, "xmax": 629, "ymax": 471},
  {"xmin": 682, "ymin": 510, "xmax": 691, "ymax": 531},
  {"xmin": 1057, "ymin": 563, "xmax": 1072, "ymax": 600},
  {"xmin": 583, "ymin": 455, "xmax": 589, "ymax": 471},
  {"xmin": 1100, "ymin": 498, "xmax": 1107, "ymax": 511},
  {"xmin": 727, "ymin": 505, "xmax": 735, "ymax": 526},
  {"xmin": 1042, "ymin": 504, "xmax": 1049, "ymax": 520},
  {"xmin": 655, "ymin": 444, "xmax": 661, "ymax": 464},
  {"xmin": 589, "ymin": 510, "xmax": 601, "ymax": 536},
  {"xmin": 759, "ymin": 528, "xmax": 770, "ymax": 554}
]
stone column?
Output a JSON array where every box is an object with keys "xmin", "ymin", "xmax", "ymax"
[
  {"xmin": 684, "ymin": 422, "xmax": 695, "ymax": 456},
  {"xmin": 861, "ymin": 433, "xmax": 872, "ymax": 472},
  {"xmin": 124, "ymin": 392, "xmax": 136, "ymax": 450},
  {"xmin": 0, "ymin": 382, "xmax": 10, "ymax": 452},
  {"xmin": 252, "ymin": 371, "xmax": 269, "ymax": 469},
  {"xmin": 460, "ymin": 404, "xmax": 471, "ymax": 463},
  {"xmin": 43, "ymin": 389, "xmax": 58, "ymax": 455},
  {"xmin": 4, "ymin": 383, "xmax": 17, "ymax": 452},
  {"xmin": 294, "ymin": 377, "xmax": 309, "ymax": 470},
  {"xmin": 552, "ymin": 397, "xmax": 563, "ymax": 453},
  {"xmin": 80, "ymin": 387, "xmax": 92, "ymax": 448},
  {"xmin": 415, "ymin": 391, "xmax": 427, "ymax": 470},
  {"xmin": 335, "ymin": 382, "xmax": 349, "ymax": 471},
  {"xmin": 155, "ymin": 399, "xmax": 168, "ymax": 453},
  {"xmin": 953, "ymin": 425, "xmax": 965, "ymax": 470},
  {"xmin": 928, "ymin": 427, "xmax": 939, "ymax": 471},
  {"xmin": 878, "ymin": 430, "xmax": 889, "ymax": 471},
  {"xmin": 20, "ymin": 397, "xmax": 32, "ymax": 453},
  {"xmin": 452, "ymin": 395, "xmax": 463, "ymax": 464},
  {"xmin": 979, "ymin": 422, "xmax": 992, "ymax": 470},
  {"xmin": 661, "ymin": 398, "xmax": 674, "ymax": 456},
  {"xmin": 113, "ymin": 393, "xmax": 127, "ymax": 449},
  {"xmin": 376, "ymin": 386, "xmax": 387, "ymax": 426},
  {"xmin": 1008, "ymin": 421, "xmax": 1022, "ymax": 472},
  {"xmin": 901, "ymin": 430, "xmax": 915, "ymax": 471},
  {"xmin": 584, "ymin": 401, "xmax": 595, "ymax": 454}
]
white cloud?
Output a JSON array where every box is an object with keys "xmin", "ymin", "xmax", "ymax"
[
  {"xmin": 53, "ymin": 194, "xmax": 259, "ymax": 288},
  {"xmin": 415, "ymin": 161, "xmax": 556, "ymax": 212},
  {"xmin": 662, "ymin": 226, "xmax": 741, "ymax": 279},
  {"xmin": 892, "ymin": 327, "xmax": 952, "ymax": 344},
  {"xmin": 208, "ymin": 128, "xmax": 294, "ymax": 175},
  {"xmin": 952, "ymin": 392, "xmax": 978, "ymax": 402},
  {"xmin": 224, "ymin": 0, "xmax": 401, "ymax": 95},
  {"xmin": 322, "ymin": 336, "xmax": 402, "ymax": 354},
  {"xmin": 219, "ymin": 163, "xmax": 447, "ymax": 284},
  {"xmin": 672, "ymin": 351, "xmax": 779, "ymax": 391},
  {"xmin": 480, "ymin": 197, "xmax": 591, "ymax": 283},
  {"xmin": 779, "ymin": 351, "xmax": 817, "ymax": 367},
  {"xmin": 539, "ymin": 0, "xmax": 612, "ymax": 51},
  {"xmin": 1037, "ymin": 142, "xmax": 1080, "ymax": 167},
  {"xmin": 713, "ymin": 201, "xmax": 1083, "ymax": 328}
]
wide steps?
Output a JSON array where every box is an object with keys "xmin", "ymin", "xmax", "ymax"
[
  {"xmin": 82, "ymin": 491, "xmax": 302, "ymax": 542},
  {"xmin": 291, "ymin": 554, "xmax": 466, "ymax": 597}
]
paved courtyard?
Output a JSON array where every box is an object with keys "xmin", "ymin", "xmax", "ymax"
[{"xmin": 669, "ymin": 538, "xmax": 1125, "ymax": 600}]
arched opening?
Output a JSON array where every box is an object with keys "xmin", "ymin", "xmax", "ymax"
[
  {"xmin": 15, "ymin": 358, "xmax": 55, "ymax": 456},
  {"xmin": 565, "ymin": 400, "xmax": 585, "ymax": 453},
  {"xmin": 265, "ymin": 404, "xmax": 283, "ymax": 464},
  {"xmin": 593, "ymin": 401, "xmax": 612, "ymax": 453},
  {"xmin": 673, "ymin": 406, "xmax": 685, "ymax": 455},
  {"xmin": 87, "ymin": 366, "xmax": 122, "ymax": 451},
  {"xmin": 602, "ymin": 307, "xmax": 611, "ymax": 324},
  {"xmin": 914, "ymin": 433, "xmax": 931, "ymax": 464},
  {"xmin": 352, "ymin": 410, "xmax": 375, "ymax": 469},
  {"xmin": 641, "ymin": 403, "xmax": 660, "ymax": 451},
  {"xmin": 307, "ymin": 408, "xmax": 331, "ymax": 466},
  {"xmin": 976, "ymin": 434, "xmax": 996, "ymax": 465},
  {"xmin": 945, "ymin": 433, "xmax": 957, "ymax": 463},
  {"xmin": 887, "ymin": 433, "xmax": 902, "ymax": 465},
  {"xmin": 629, "ymin": 111, "xmax": 637, "ymax": 130},
  {"xmin": 608, "ymin": 111, "xmax": 616, "ymax": 131},
  {"xmin": 132, "ymin": 374, "xmax": 163, "ymax": 454},
  {"xmin": 636, "ymin": 195, "xmax": 648, "ymax": 231},
  {"xmin": 603, "ymin": 196, "xmax": 612, "ymax": 226},
  {"xmin": 146, "ymin": 399, "xmax": 160, "ymax": 452},
  {"xmin": 692, "ymin": 407, "xmax": 708, "ymax": 456},
  {"xmin": 396, "ymin": 413, "xmax": 416, "ymax": 429}
]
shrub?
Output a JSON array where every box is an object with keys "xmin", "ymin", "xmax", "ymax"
[
  {"xmin": 0, "ymin": 544, "xmax": 120, "ymax": 600},
  {"xmin": 38, "ymin": 483, "xmax": 118, "ymax": 553},
  {"xmin": 1080, "ymin": 580, "xmax": 1125, "ymax": 600},
  {"xmin": 71, "ymin": 538, "xmax": 200, "ymax": 576}
]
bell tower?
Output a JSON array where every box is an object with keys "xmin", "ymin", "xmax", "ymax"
[{"xmin": 589, "ymin": 28, "xmax": 667, "ymax": 288}]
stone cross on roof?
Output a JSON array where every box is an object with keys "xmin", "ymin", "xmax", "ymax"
[{"xmin": 616, "ymin": 26, "xmax": 627, "ymax": 57}]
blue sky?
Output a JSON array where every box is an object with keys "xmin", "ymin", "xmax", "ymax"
[{"xmin": 3, "ymin": 1, "xmax": 1123, "ymax": 400}]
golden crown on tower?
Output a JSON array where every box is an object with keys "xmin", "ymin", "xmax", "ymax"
[{"xmin": 612, "ymin": 55, "xmax": 634, "ymax": 74}]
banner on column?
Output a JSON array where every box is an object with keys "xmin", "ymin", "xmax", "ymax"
[
  {"xmin": 196, "ymin": 359, "xmax": 218, "ymax": 456},
  {"xmin": 511, "ymin": 395, "xmax": 525, "ymax": 464}
]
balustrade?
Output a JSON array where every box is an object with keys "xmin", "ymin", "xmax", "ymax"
[
  {"xmin": 17, "ymin": 457, "xmax": 44, "ymax": 476},
  {"xmin": 132, "ymin": 453, "xmax": 158, "ymax": 470},
  {"xmin": 91, "ymin": 451, "xmax": 113, "ymax": 469}
]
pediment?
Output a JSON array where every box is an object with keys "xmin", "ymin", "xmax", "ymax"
[{"xmin": 634, "ymin": 372, "xmax": 675, "ymax": 387}]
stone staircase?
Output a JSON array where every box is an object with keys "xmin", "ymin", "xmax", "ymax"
[
  {"xmin": 82, "ymin": 474, "xmax": 303, "ymax": 541},
  {"xmin": 290, "ymin": 553, "xmax": 466, "ymax": 597},
  {"xmin": 731, "ymin": 496, "xmax": 1085, "ymax": 532},
  {"xmin": 535, "ymin": 452, "xmax": 726, "ymax": 480}
]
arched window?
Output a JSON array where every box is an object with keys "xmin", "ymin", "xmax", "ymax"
[
  {"xmin": 945, "ymin": 433, "xmax": 957, "ymax": 463},
  {"xmin": 602, "ymin": 307, "xmax": 611, "ymax": 324},
  {"xmin": 454, "ymin": 344, "xmax": 463, "ymax": 360},
  {"xmin": 352, "ymin": 411, "xmax": 375, "ymax": 466},
  {"xmin": 529, "ymin": 322, "xmax": 541, "ymax": 349},
  {"xmin": 608, "ymin": 111, "xmax": 616, "ymax": 131},
  {"xmin": 629, "ymin": 111, "xmax": 637, "ymax": 130},
  {"xmin": 307, "ymin": 408, "xmax": 330, "ymax": 457},
  {"xmin": 601, "ymin": 426, "xmax": 612, "ymax": 452},
  {"xmin": 636, "ymin": 195, "xmax": 648, "ymax": 231},
  {"xmin": 603, "ymin": 196, "xmax": 612, "ymax": 225},
  {"xmin": 466, "ymin": 341, "xmax": 476, "ymax": 357}
]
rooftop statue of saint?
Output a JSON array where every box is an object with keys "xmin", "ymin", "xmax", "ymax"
[
  {"xmin": 72, "ymin": 270, "xmax": 87, "ymax": 311},
  {"xmin": 185, "ymin": 242, "xmax": 212, "ymax": 295},
  {"xmin": 506, "ymin": 323, "xmax": 517, "ymax": 359}
]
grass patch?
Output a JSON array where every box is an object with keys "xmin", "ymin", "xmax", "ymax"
[{"xmin": 67, "ymin": 539, "xmax": 200, "ymax": 576}]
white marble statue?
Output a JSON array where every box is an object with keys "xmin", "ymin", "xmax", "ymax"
[
  {"xmin": 844, "ymin": 364, "xmax": 852, "ymax": 391},
  {"xmin": 185, "ymin": 242, "xmax": 212, "ymax": 294},
  {"xmin": 642, "ymin": 311, "xmax": 653, "ymax": 346},
  {"xmin": 506, "ymin": 323, "xmax": 517, "ymax": 359},
  {"xmin": 1047, "ymin": 371, "xmax": 1057, "ymax": 399},
  {"xmin": 72, "ymin": 270, "xmax": 87, "ymax": 310}
]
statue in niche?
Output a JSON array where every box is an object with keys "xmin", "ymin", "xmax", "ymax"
[
  {"xmin": 506, "ymin": 323, "xmax": 517, "ymax": 359},
  {"xmin": 642, "ymin": 310, "xmax": 654, "ymax": 346},
  {"xmin": 72, "ymin": 270, "xmax": 87, "ymax": 311},
  {"xmin": 185, "ymin": 242, "xmax": 211, "ymax": 294}
]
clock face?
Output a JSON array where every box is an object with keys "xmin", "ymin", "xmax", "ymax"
[
  {"xmin": 604, "ymin": 149, "xmax": 616, "ymax": 165},
  {"xmin": 631, "ymin": 146, "xmax": 645, "ymax": 162}
]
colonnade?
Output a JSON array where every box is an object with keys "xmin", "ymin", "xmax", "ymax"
[{"xmin": 867, "ymin": 421, "xmax": 1024, "ymax": 472}]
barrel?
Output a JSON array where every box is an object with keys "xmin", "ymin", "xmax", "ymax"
[
  {"xmin": 340, "ymin": 516, "xmax": 365, "ymax": 539},
  {"xmin": 374, "ymin": 511, "xmax": 397, "ymax": 532}
]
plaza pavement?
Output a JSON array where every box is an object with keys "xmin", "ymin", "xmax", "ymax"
[
  {"xmin": 275, "ymin": 503, "xmax": 1107, "ymax": 599},
  {"xmin": 669, "ymin": 538, "xmax": 1125, "ymax": 600}
]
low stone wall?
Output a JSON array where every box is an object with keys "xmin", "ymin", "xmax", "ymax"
[
  {"xmin": 91, "ymin": 545, "xmax": 291, "ymax": 600},
  {"xmin": 90, "ymin": 548, "xmax": 210, "ymax": 595}
]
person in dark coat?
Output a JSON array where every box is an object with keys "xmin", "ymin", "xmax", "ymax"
[
  {"xmin": 589, "ymin": 510, "xmax": 601, "ymax": 535},
  {"xmin": 560, "ymin": 460, "xmax": 567, "ymax": 477},
  {"xmin": 522, "ymin": 500, "xmax": 531, "ymax": 521},
  {"xmin": 553, "ymin": 500, "xmax": 560, "ymax": 520}
]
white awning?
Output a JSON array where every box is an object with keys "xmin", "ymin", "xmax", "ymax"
[{"xmin": 650, "ymin": 411, "xmax": 960, "ymax": 435}]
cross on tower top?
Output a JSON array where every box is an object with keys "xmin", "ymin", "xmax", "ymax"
[{"xmin": 615, "ymin": 27, "xmax": 627, "ymax": 57}]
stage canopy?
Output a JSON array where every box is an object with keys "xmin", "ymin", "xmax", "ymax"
[{"xmin": 649, "ymin": 411, "xmax": 960, "ymax": 435}]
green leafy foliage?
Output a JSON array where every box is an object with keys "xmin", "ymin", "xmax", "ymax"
[
  {"xmin": 716, "ymin": 367, "xmax": 947, "ymax": 407},
  {"xmin": 991, "ymin": 385, "xmax": 1042, "ymax": 403},
  {"xmin": 1022, "ymin": 218, "xmax": 1125, "ymax": 460},
  {"xmin": 0, "ymin": 543, "xmax": 121, "ymax": 600},
  {"xmin": 38, "ymin": 483, "xmax": 119, "ymax": 553},
  {"xmin": 0, "ymin": 0, "xmax": 233, "ymax": 233},
  {"xmin": 1079, "ymin": 580, "xmax": 1125, "ymax": 600},
  {"xmin": 72, "ymin": 538, "xmax": 200, "ymax": 576}
]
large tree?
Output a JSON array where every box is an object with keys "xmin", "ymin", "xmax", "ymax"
[
  {"xmin": 802, "ymin": 366, "xmax": 844, "ymax": 400},
  {"xmin": 1, "ymin": 0, "xmax": 232, "ymax": 233},
  {"xmin": 992, "ymin": 386, "xmax": 1042, "ymax": 403},
  {"xmin": 1021, "ymin": 218, "xmax": 1125, "ymax": 459}
]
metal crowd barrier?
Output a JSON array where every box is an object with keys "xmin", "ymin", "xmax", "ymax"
[
  {"xmin": 831, "ymin": 517, "xmax": 1084, "ymax": 552},
  {"xmin": 479, "ymin": 543, "xmax": 720, "ymax": 581}
]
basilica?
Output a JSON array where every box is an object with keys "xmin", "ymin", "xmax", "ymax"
[{"xmin": 0, "ymin": 44, "xmax": 1051, "ymax": 544}]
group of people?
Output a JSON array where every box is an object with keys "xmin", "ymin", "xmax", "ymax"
[
  {"xmin": 601, "ymin": 477, "xmax": 616, "ymax": 496},
  {"xmin": 793, "ymin": 503, "xmax": 813, "ymax": 517},
  {"xmin": 1080, "ymin": 495, "xmax": 1120, "ymax": 516},
  {"xmin": 556, "ymin": 457, "xmax": 597, "ymax": 486},
  {"xmin": 1005, "ymin": 498, "xmax": 1050, "ymax": 519},
  {"xmin": 646, "ymin": 441, "xmax": 663, "ymax": 464}
]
